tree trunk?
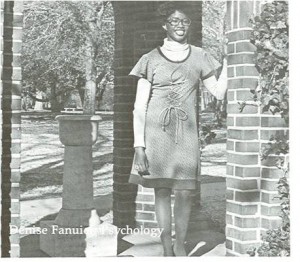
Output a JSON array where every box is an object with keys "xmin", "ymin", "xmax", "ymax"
[
  {"xmin": 51, "ymin": 82, "xmax": 61, "ymax": 112},
  {"xmin": 83, "ymin": 38, "xmax": 96, "ymax": 115}
]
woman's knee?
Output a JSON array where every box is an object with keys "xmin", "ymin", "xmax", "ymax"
[
  {"xmin": 174, "ymin": 189, "xmax": 193, "ymax": 200},
  {"xmin": 154, "ymin": 187, "xmax": 172, "ymax": 198}
]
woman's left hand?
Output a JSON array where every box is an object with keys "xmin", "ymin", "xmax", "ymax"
[{"xmin": 222, "ymin": 37, "xmax": 228, "ymax": 57}]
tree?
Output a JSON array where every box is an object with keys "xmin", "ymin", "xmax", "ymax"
[{"xmin": 22, "ymin": 1, "xmax": 115, "ymax": 113}]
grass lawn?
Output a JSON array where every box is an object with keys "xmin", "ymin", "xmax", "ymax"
[{"xmin": 21, "ymin": 111, "xmax": 226, "ymax": 199}]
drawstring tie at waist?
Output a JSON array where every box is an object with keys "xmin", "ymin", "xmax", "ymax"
[{"xmin": 158, "ymin": 104, "xmax": 188, "ymax": 144}]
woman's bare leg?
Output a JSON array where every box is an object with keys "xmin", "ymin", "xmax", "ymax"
[
  {"xmin": 173, "ymin": 189, "xmax": 193, "ymax": 256},
  {"xmin": 154, "ymin": 187, "xmax": 173, "ymax": 256}
]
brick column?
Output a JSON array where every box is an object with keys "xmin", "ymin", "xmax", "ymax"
[
  {"xmin": 1, "ymin": 1, "xmax": 23, "ymax": 257},
  {"xmin": 225, "ymin": 1, "xmax": 287, "ymax": 256},
  {"xmin": 112, "ymin": 1, "xmax": 202, "ymax": 229}
]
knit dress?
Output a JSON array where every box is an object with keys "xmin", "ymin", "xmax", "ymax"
[{"xmin": 128, "ymin": 45, "xmax": 221, "ymax": 190}]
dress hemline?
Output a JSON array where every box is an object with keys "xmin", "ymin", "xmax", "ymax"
[{"xmin": 129, "ymin": 173, "xmax": 197, "ymax": 190}]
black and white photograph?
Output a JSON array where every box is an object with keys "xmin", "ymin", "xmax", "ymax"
[{"xmin": 0, "ymin": 0, "xmax": 295, "ymax": 258}]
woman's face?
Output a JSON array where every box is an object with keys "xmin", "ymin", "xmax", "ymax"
[{"xmin": 162, "ymin": 10, "xmax": 191, "ymax": 44}]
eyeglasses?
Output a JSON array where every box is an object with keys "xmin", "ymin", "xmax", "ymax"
[{"xmin": 166, "ymin": 18, "xmax": 191, "ymax": 27}]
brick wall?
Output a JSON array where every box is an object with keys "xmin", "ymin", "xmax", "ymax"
[
  {"xmin": 112, "ymin": 1, "xmax": 202, "ymax": 229},
  {"xmin": 0, "ymin": 1, "xmax": 23, "ymax": 257},
  {"xmin": 225, "ymin": 0, "xmax": 288, "ymax": 256}
]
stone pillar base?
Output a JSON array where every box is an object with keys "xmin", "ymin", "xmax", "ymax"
[
  {"xmin": 54, "ymin": 208, "xmax": 92, "ymax": 227},
  {"xmin": 40, "ymin": 221, "xmax": 86, "ymax": 257}
]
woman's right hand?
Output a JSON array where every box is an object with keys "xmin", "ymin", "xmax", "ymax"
[{"xmin": 134, "ymin": 147, "xmax": 149, "ymax": 175}]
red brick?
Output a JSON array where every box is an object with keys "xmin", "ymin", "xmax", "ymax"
[
  {"xmin": 113, "ymin": 129, "xmax": 134, "ymax": 139},
  {"xmin": 114, "ymin": 94, "xmax": 136, "ymax": 103},
  {"xmin": 3, "ymin": 54, "xmax": 21, "ymax": 67},
  {"xmin": 136, "ymin": 194, "xmax": 155, "ymax": 203},
  {"xmin": 227, "ymin": 165, "xmax": 234, "ymax": 176},
  {"xmin": 234, "ymin": 217, "xmax": 259, "ymax": 228},
  {"xmin": 261, "ymin": 180, "xmax": 278, "ymax": 191},
  {"xmin": 113, "ymin": 112, "xmax": 133, "ymax": 122},
  {"xmin": 239, "ymin": 1, "xmax": 254, "ymax": 27},
  {"xmin": 11, "ymin": 170, "xmax": 21, "ymax": 183},
  {"xmin": 235, "ymin": 142, "xmax": 259, "ymax": 152},
  {"xmin": 261, "ymin": 192, "xmax": 281, "ymax": 204},
  {"xmin": 228, "ymin": 53, "xmax": 255, "ymax": 65},
  {"xmin": 228, "ymin": 67, "xmax": 235, "ymax": 77},
  {"xmin": 227, "ymin": 153, "xmax": 258, "ymax": 165},
  {"xmin": 260, "ymin": 129, "xmax": 288, "ymax": 140},
  {"xmin": 3, "ymin": 67, "xmax": 22, "ymax": 81},
  {"xmin": 9, "ymin": 233, "xmax": 20, "ymax": 244},
  {"xmin": 10, "ymin": 156, "xmax": 21, "ymax": 169},
  {"xmin": 235, "ymin": 167, "xmax": 260, "ymax": 178},
  {"xmin": 114, "ymin": 148, "xmax": 134, "ymax": 157},
  {"xmin": 227, "ymin": 117, "xmax": 234, "ymax": 126},
  {"xmin": 261, "ymin": 117, "xmax": 288, "ymax": 128},
  {"xmin": 10, "ymin": 245, "xmax": 20, "ymax": 258},
  {"xmin": 113, "ymin": 165, "xmax": 132, "ymax": 175},
  {"xmin": 140, "ymin": 221, "xmax": 158, "ymax": 229},
  {"xmin": 226, "ymin": 214, "xmax": 233, "ymax": 225},
  {"xmin": 236, "ymin": 90, "xmax": 255, "ymax": 101},
  {"xmin": 10, "ymin": 142, "xmax": 21, "ymax": 154},
  {"xmin": 227, "ymin": 129, "xmax": 258, "ymax": 140},
  {"xmin": 113, "ymin": 191, "xmax": 137, "ymax": 202},
  {"xmin": 233, "ymin": 1, "xmax": 238, "ymax": 29},
  {"xmin": 226, "ymin": 189, "xmax": 234, "ymax": 200},
  {"xmin": 227, "ymin": 140, "xmax": 234, "ymax": 151},
  {"xmin": 234, "ymin": 242, "xmax": 260, "ymax": 255},
  {"xmin": 113, "ymin": 103, "xmax": 134, "ymax": 112},
  {"xmin": 227, "ymin": 29, "xmax": 253, "ymax": 42},
  {"xmin": 227, "ymin": 103, "xmax": 258, "ymax": 114},
  {"xmin": 114, "ymin": 156, "xmax": 133, "ymax": 168},
  {"xmin": 261, "ymin": 156, "xmax": 285, "ymax": 167},
  {"xmin": 236, "ymin": 66, "xmax": 258, "ymax": 77},
  {"xmin": 261, "ymin": 218, "xmax": 282, "ymax": 229},
  {"xmin": 114, "ymin": 122, "xmax": 134, "ymax": 131},
  {"xmin": 227, "ymin": 90, "xmax": 235, "ymax": 101},
  {"xmin": 140, "ymin": 187, "xmax": 154, "ymax": 194},
  {"xmin": 113, "ymin": 182, "xmax": 137, "ymax": 193},
  {"xmin": 113, "ymin": 201, "xmax": 136, "ymax": 212},
  {"xmin": 236, "ymin": 42, "xmax": 257, "ymax": 53},
  {"xmin": 226, "ymin": 239, "xmax": 233, "ymax": 250},
  {"xmin": 143, "ymin": 203, "xmax": 155, "ymax": 212},
  {"xmin": 227, "ymin": 227, "xmax": 257, "ymax": 241},
  {"xmin": 136, "ymin": 211, "xmax": 155, "ymax": 221},
  {"xmin": 228, "ymin": 43, "xmax": 235, "ymax": 53},
  {"xmin": 227, "ymin": 178, "xmax": 258, "ymax": 190},
  {"xmin": 11, "ymin": 217, "xmax": 20, "ymax": 227},
  {"xmin": 236, "ymin": 117, "xmax": 260, "ymax": 126},
  {"xmin": 261, "ymin": 205, "xmax": 281, "ymax": 216},
  {"xmin": 10, "ymin": 186, "xmax": 20, "ymax": 199},
  {"xmin": 2, "ymin": 81, "xmax": 22, "ymax": 96},
  {"xmin": 11, "ymin": 202, "xmax": 20, "ymax": 213},
  {"xmin": 235, "ymin": 191, "xmax": 260, "ymax": 202},
  {"xmin": 228, "ymin": 78, "xmax": 258, "ymax": 90},
  {"xmin": 261, "ymin": 168, "xmax": 282, "ymax": 179},
  {"xmin": 2, "ymin": 97, "xmax": 21, "ymax": 110},
  {"xmin": 113, "ymin": 138, "xmax": 134, "ymax": 148}
]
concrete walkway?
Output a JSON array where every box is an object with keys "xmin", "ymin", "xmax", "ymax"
[{"xmin": 20, "ymin": 177, "xmax": 226, "ymax": 257}]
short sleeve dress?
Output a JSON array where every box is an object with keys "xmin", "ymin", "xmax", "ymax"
[{"xmin": 128, "ymin": 45, "xmax": 221, "ymax": 190}]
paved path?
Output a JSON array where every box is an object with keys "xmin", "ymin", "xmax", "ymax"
[{"xmin": 20, "ymin": 179, "xmax": 226, "ymax": 257}]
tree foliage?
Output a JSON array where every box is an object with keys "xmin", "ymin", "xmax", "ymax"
[
  {"xmin": 22, "ymin": 1, "xmax": 114, "ymax": 112},
  {"xmin": 246, "ymin": 1, "xmax": 289, "ymax": 257},
  {"xmin": 249, "ymin": 1, "xmax": 289, "ymax": 123},
  {"xmin": 202, "ymin": 1, "xmax": 227, "ymax": 127}
]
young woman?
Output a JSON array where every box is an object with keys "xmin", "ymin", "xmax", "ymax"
[{"xmin": 128, "ymin": 3, "xmax": 228, "ymax": 256}]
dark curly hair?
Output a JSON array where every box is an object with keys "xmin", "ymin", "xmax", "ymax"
[{"xmin": 157, "ymin": 1, "xmax": 192, "ymax": 24}]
